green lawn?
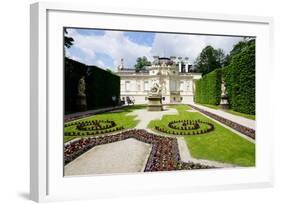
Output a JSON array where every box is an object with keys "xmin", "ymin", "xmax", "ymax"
[
  {"xmin": 64, "ymin": 105, "xmax": 144, "ymax": 142},
  {"xmin": 148, "ymin": 105, "xmax": 255, "ymax": 166},
  {"xmin": 196, "ymin": 103, "xmax": 255, "ymax": 120}
]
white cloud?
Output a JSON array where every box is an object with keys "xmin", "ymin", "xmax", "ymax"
[
  {"xmin": 67, "ymin": 29, "xmax": 152, "ymax": 70},
  {"xmin": 151, "ymin": 33, "xmax": 243, "ymax": 63},
  {"xmin": 67, "ymin": 29, "xmax": 244, "ymax": 69}
]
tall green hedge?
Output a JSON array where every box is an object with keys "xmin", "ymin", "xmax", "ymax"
[
  {"xmin": 86, "ymin": 66, "xmax": 120, "ymax": 110},
  {"xmin": 223, "ymin": 44, "xmax": 255, "ymax": 115},
  {"xmin": 64, "ymin": 58, "xmax": 87, "ymax": 113},
  {"xmin": 64, "ymin": 58, "xmax": 120, "ymax": 113},
  {"xmin": 194, "ymin": 69, "xmax": 222, "ymax": 105}
]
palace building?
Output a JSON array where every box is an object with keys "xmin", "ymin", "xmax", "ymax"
[{"xmin": 116, "ymin": 56, "xmax": 202, "ymax": 104}]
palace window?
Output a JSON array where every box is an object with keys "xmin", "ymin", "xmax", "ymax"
[
  {"xmin": 144, "ymin": 81, "xmax": 149, "ymax": 91},
  {"xmin": 180, "ymin": 81, "xmax": 184, "ymax": 91},
  {"xmin": 137, "ymin": 81, "xmax": 141, "ymax": 91},
  {"xmin": 186, "ymin": 81, "xmax": 191, "ymax": 91},
  {"xmin": 125, "ymin": 81, "xmax": 130, "ymax": 91},
  {"xmin": 170, "ymin": 80, "xmax": 176, "ymax": 91}
]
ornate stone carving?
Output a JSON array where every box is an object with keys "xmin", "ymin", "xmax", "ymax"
[
  {"xmin": 150, "ymin": 83, "xmax": 162, "ymax": 96},
  {"xmin": 78, "ymin": 76, "xmax": 86, "ymax": 97},
  {"xmin": 148, "ymin": 83, "xmax": 163, "ymax": 111}
]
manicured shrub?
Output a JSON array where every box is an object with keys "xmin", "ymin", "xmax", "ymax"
[
  {"xmin": 194, "ymin": 69, "xmax": 222, "ymax": 105},
  {"xmin": 194, "ymin": 43, "xmax": 255, "ymax": 115},
  {"xmin": 223, "ymin": 44, "xmax": 255, "ymax": 115},
  {"xmin": 86, "ymin": 65, "xmax": 120, "ymax": 110},
  {"xmin": 64, "ymin": 57, "xmax": 120, "ymax": 113}
]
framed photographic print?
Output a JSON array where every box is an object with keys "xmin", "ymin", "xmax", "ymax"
[{"xmin": 30, "ymin": 2, "xmax": 274, "ymax": 202}]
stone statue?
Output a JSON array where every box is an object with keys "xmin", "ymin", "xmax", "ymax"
[
  {"xmin": 78, "ymin": 76, "xmax": 86, "ymax": 97},
  {"xmin": 147, "ymin": 82, "xmax": 163, "ymax": 111},
  {"xmin": 150, "ymin": 83, "xmax": 162, "ymax": 96},
  {"xmin": 76, "ymin": 76, "xmax": 87, "ymax": 111},
  {"xmin": 221, "ymin": 79, "xmax": 227, "ymax": 97},
  {"xmin": 220, "ymin": 78, "xmax": 229, "ymax": 109}
]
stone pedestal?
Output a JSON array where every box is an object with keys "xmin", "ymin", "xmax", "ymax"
[
  {"xmin": 219, "ymin": 96, "xmax": 229, "ymax": 109},
  {"xmin": 76, "ymin": 95, "xmax": 87, "ymax": 111},
  {"xmin": 147, "ymin": 96, "xmax": 163, "ymax": 111}
]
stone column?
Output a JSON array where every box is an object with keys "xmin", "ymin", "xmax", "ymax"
[
  {"xmin": 184, "ymin": 57, "xmax": 189, "ymax": 73},
  {"xmin": 178, "ymin": 57, "xmax": 182, "ymax": 72}
]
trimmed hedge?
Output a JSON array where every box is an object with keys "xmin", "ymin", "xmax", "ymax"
[
  {"xmin": 194, "ymin": 43, "xmax": 255, "ymax": 115},
  {"xmin": 194, "ymin": 69, "xmax": 222, "ymax": 105},
  {"xmin": 64, "ymin": 58, "xmax": 87, "ymax": 113},
  {"xmin": 86, "ymin": 66, "xmax": 120, "ymax": 110},
  {"xmin": 223, "ymin": 44, "xmax": 255, "ymax": 115},
  {"xmin": 64, "ymin": 57, "xmax": 120, "ymax": 113}
]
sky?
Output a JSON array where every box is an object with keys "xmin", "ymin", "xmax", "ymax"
[{"xmin": 65, "ymin": 28, "xmax": 245, "ymax": 71}]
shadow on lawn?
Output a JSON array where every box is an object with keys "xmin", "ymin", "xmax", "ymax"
[{"xmin": 101, "ymin": 105, "xmax": 147, "ymax": 115}]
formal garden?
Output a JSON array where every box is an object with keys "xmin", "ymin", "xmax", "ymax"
[
  {"xmin": 64, "ymin": 104, "xmax": 255, "ymax": 173},
  {"xmin": 148, "ymin": 105, "xmax": 255, "ymax": 166},
  {"xmin": 63, "ymin": 33, "xmax": 256, "ymax": 175}
]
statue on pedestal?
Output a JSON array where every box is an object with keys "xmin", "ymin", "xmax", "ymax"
[
  {"xmin": 149, "ymin": 83, "xmax": 162, "ymax": 97},
  {"xmin": 76, "ymin": 76, "xmax": 87, "ymax": 111},
  {"xmin": 147, "ymin": 82, "xmax": 163, "ymax": 111},
  {"xmin": 219, "ymin": 79, "xmax": 229, "ymax": 109},
  {"xmin": 78, "ymin": 76, "xmax": 86, "ymax": 97}
]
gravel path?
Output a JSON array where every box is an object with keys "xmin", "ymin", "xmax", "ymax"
[
  {"xmin": 127, "ymin": 106, "xmax": 178, "ymax": 129},
  {"xmin": 190, "ymin": 103, "xmax": 255, "ymax": 130},
  {"xmin": 64, "ymin": 138, "xmax": 152, "ymax": 176}
]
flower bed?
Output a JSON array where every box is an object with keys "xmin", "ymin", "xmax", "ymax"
[
  {"xmin": 155, "ymin": 119, "xmax": 214, "ymax": 136},
  {"xmin": 64, "ymin": 119, "xmax": 124, "ymax": 136},
  {"xmin": 64, "ymin": 129, "xmax": 214, "ymax": 172}
]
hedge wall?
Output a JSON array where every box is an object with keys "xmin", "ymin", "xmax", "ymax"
[
  {"xmin": 86, "ymin": 66, "xmax": 120, "ymax": 110},
  {"xmin": 194, "ymin": 43, "xmax": 255, "ymax": 115},
  {"xmin": 64, "ymin": 58, "xmax": 120, "ymax": 113},
  {"xmin": 64, "ymin": 58, "xmax": 87, "ymax": 113},
  {"xmin": 194, "ymin": 69, "xmax": 222, "ymax": 105},
  {"xmin": 223, "ymin": 44, "xmax": 255, "ymax": 115}
]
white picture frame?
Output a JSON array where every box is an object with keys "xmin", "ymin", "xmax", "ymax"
[{"xmin": 30, "ymin": 2, "xmax": 274, "ymax": 202}]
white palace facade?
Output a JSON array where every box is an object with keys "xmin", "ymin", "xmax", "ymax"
[{"xmin": 116, "ymin": 56, "xmax": 202, "ymax": 104}]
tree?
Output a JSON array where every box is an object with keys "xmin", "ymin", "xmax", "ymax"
[
  {"xmin": 134, "ymin": 56, "xmax": 151, "ymax": 72},
  {"xmin": 194, "ymin": 46, "xmax": 222, "ymax": 75},
  {"xmin": 64, "ymin": 28, "xmax": 74, "ymax": 48},
  {"xmin": 224, "ymin": 37, "xmax": 255, "ymax": 66},
  {"xmin": 216, "ymin": 48, "xmax": 226, "ymax": 66}
]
